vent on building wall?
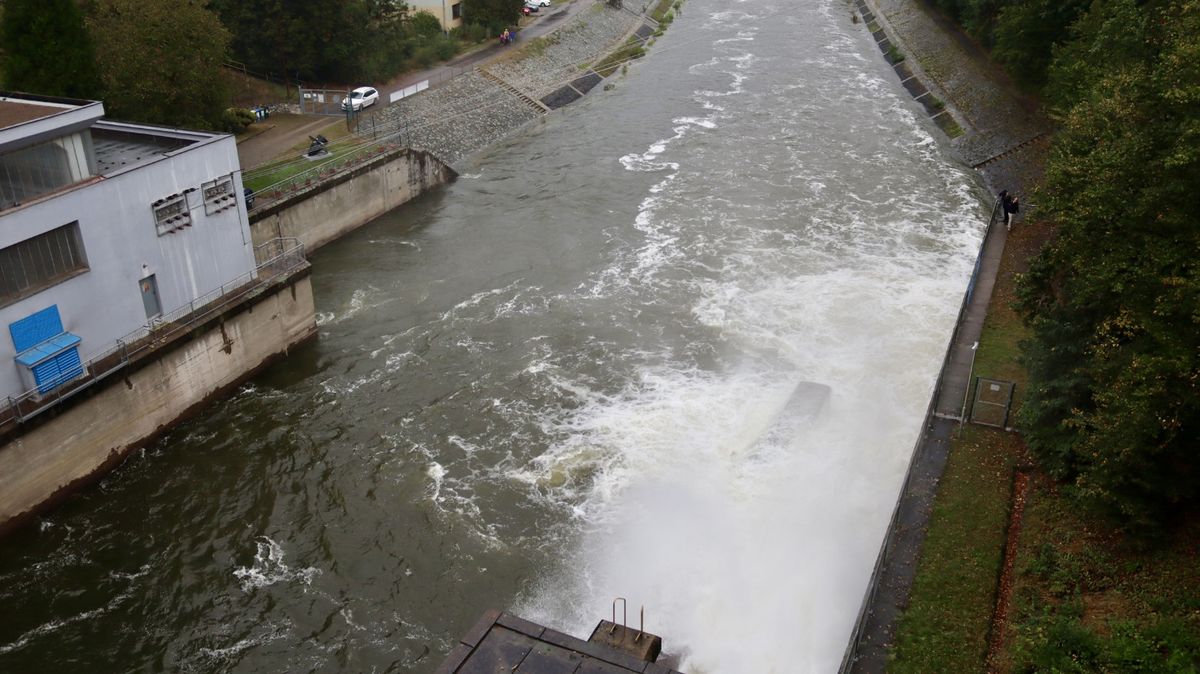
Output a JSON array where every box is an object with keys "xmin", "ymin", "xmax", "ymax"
[
  {"xmin": 152, "ymin": 193, "xmax": 191, "ymax": 235},
  {"xmin": 202, "ymin": 175, "xmax": 237, "ymax": 215}
]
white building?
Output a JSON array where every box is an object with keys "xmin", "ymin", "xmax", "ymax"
[{"xmin": 0, "ymin": 92, "xmax": 256, "ymax": 402}]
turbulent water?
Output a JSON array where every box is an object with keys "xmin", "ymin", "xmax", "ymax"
[{"xmin": 0, "ymin": 1, "xmax": 987, "ymax": 672}]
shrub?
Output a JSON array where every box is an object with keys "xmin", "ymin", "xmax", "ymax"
[{"xmin": 220, "ymin": 107, "xmax": 255, "ymax": 133}]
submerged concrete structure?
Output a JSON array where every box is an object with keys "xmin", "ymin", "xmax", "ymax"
[{"xmin": 437, "ymin": 610, "xmax": 684, "ymax": 674}]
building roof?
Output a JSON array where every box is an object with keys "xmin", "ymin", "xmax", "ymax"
[
  {"xmin": 0, "ymin": 99, "xmax": 69, "ymax": 128},
  {"xmin": 0, "ymin": 92, "xmax": 105, "ymax": 154},
  {"xmin": 91, "ymin": 125, "xmax": 196, "ymax": 175}
]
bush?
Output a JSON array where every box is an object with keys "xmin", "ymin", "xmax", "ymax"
[
  {"xmin": 434, "ymin": 35, "xmax": 458, "ymax": 60},
  {"xmin": 410, "ymin": 10, "xmax": 444, "ymax": 38},
  {"xmin": 451, "ymin": 23, "xmax": 489, "ymax": 43},
  {"xmin": 220, "ymin": 107, "xmax": 255, "ymax": 134},
  {"xmin": 412, "ymin": 44, "xmax": 438, "ymax": 68}
]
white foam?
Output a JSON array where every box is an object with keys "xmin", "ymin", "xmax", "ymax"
[{"xmin": 233, "ymin": 536, "xmax": 321, "ymax": 592}]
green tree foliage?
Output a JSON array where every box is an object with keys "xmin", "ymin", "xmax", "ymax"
[
  {"xmin": 85, "ymin": 0, "xmax": 231, "ymax": 129},
  {"xmin": 1, "ymin": 0, "xmax": 101, "ymax": 98},
  {"xmin": 209, "ymin": 0, "xmax": 459, "ymax": 84},
  {"xmin": 990, "ymin": 0, "xmax": 1089, "ymax": 90},
  {"xmin": 462, "ymin": 0, "xmax": 523, "ymax": 32},
  {"xmin": 1016, "ymin": 0, "xmax": 1200, "ymax": 529}
]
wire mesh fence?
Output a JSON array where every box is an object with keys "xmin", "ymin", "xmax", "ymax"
[
  {"xmin": 970, "ymin": 377, "xmax": 1015, "ymax": 428},
  {"xmin": 0, "ymin": 238, "xmax": 308, "ymax": 427}
]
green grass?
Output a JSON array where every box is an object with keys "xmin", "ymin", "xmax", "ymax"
[
  {"xmin": 891, "ymin": 213, "xmax": 1200, "ymax": 672},
  {"xmin": 889, "ymin": 426, "xmax": 1024, "ymax": 673},
  {"xmin": 242, "ymin": 121, "xmax": 360, "ymax": 192},
  {"xmin": 889, "ymin": 222, "xmax": 1032, "ymax": 671},
  {"xmin": 650, "ymin": 0, "xmax": 676, "ymax": 23},
  {"xmin": 593, "ymin": 37, "xmax": 647, "ymax": 77}
]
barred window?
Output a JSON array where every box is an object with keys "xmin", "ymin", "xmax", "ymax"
[{"xmin": 0, "ymin": 222, "xmax": 89, "ymax": 308}]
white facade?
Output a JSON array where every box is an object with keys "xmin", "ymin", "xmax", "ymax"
[{"xmin": 0, "ymin": 94, "xmax": 256, "ymax": 401}]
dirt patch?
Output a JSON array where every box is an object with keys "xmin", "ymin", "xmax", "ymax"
[{"xmin": 986, "ymin": 469, "xmax": 1029, "ymax": 673}]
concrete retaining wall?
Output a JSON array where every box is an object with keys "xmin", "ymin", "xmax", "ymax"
[
  {"xmin": 0, "ymin": 269, "xmax": 317, "ymax": 534},
  {"xmin": 250, "ymin": 147, "xmax": 455, "ymax": 253}
]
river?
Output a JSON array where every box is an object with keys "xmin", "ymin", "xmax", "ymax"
[{"xmin": 0, "ymin": 0, "xmax": 987, "ymax": 672}]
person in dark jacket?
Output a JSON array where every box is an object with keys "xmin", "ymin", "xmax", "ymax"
[{"xmin": 1000, "ymin": 190, "xmax": 1020, "ymax": 230}]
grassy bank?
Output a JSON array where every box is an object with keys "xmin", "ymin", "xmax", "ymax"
[
  {"xmin": 889, "ymin": 221, "xmax": 1034, "ymax": 672},
  {"xmin": 890, "ymin": 217, "xmax": 1200, "ymax": 671},
  {"xmin": 890, "ymin": 425, "xmax": 1024, "ymax": 672}
]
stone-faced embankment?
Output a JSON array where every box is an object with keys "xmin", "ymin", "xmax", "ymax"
[{"xmin": 364, "ymin": 1, "xmax": 651, "ymax": 165}]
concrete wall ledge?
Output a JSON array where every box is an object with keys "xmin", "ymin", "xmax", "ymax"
[
  {"xmin": 0, "ymin": 266, "xmax": 318, "ymax": 538},
  {"xmin": 249, "ymin": 147, "xmax": 456, "ymax": 253}
]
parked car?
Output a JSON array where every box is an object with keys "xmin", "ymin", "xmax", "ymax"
[
  {"xmin": 342, "ymin": 86, "xmax": 379, "ymax": 112},
  {"xmin": 523, "ymin": 0, "xmax": 541, "ymax": 12},
  {"xmin": 527, "ymin": 0, "xmax": 550, "ymax": 6}
]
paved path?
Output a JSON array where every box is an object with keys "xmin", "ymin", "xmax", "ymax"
[
  {"xmin": 843, "ymin": 0, "xmax": 1049, "ymax": 671},
  {"xmin": 237, "ymin": 0, "xmax": 599, "ymax": 170}
]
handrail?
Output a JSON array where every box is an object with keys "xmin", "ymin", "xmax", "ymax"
[{"xmin": 0, "ymin": 239, "xmax": 307, "ymax": 427}]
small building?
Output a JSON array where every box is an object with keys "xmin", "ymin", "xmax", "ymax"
[
  {"xmin": 0, "ymin": 92, "xmax": 257, "ymax": 405},
  {"xmin": 408, "ymin": 0, "xmax": 464, "ymax": 32}
]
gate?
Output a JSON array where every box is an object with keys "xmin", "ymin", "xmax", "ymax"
[
  {"xmin": 297, "ymin": 87, "xmax": 351, "ymax": 116},
  {"xmin": 969, "ymin": 377, "xmax": 1015, "ymax": 428}
]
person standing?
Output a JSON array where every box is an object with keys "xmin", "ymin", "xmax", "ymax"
[{"xmin": 1000, "ymin": 190, "xmax": 1020, "ymax": 230}]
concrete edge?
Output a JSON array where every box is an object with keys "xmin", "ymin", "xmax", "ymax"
[{"xmin": 0, "ymin": 268, "xmax": 318, "ymax": 539}]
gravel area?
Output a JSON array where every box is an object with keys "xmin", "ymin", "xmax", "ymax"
[
  {"xmin": 486, "ymin": 4, "xmax": 642, "ymax": 96},
  {"xmin": 367, "ymin": 71, "xmax": 542, "ymax": 165},
  {"xmin": 357, "ymin": 2, "xmax": 640, "ymax": 165},
  {"xmin": 870, "ymin": 0, "xmax": 1052, "ymax": 169}
]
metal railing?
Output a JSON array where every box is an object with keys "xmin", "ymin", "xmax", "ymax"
[
  {"xmin": 838, "ymin": 197, "xmax": 1002, "ymax": 672},
  {"xmin": 245, "ymin": 137, "xmax": 406, "ymax": 213},
  {"xmin": 0, "ymin": 238, "xmax": 307, "ymax": 427}
]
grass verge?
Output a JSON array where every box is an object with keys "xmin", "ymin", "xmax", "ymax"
[
  {"xmin": 889, "ymin": 217, "xmax": 1036, "ymax": 672},
  {"xmin": 242, "ymin": 120, "xmax": 358, "ymax": 192},
  {"xmin": 891, "ymin": 215, "xmax": 1200, "ymax": 672},
  {"xmin": 889, "ymin": 426, "xmax": 1025, "ymax": 672},
  {"xmin": 593, "ymin": 36, "xmax": 647, "ymax": 77},
  {"xmin": 650, "ymin": 0, "xmax": 676, "ymax": 23}
]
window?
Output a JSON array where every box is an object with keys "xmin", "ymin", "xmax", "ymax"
[
  {"xmin": 152, "ymin": 192, "xmax": 191, "ymax": 235},
  {"xmin": 0, "ymin": 222, "xmax": 89, "ymax": 308},
  {"xmin": 0, "ymin": 134, "xmax": 93, "ymax": 210},
  {"xmin": 452, "ymin": 3, "xmax": 462, "ymax": 19},
  {"xmin": 0, "ymin": 141, "xmax": 73, "ymax": 209}
]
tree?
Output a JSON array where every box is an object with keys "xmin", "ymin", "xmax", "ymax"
[
  {"xmin": 1016, "ymin": 0, "xmax": 1200, "ymax": 529},
  {"xmin": 462, "ymin": 0, "xmax": 523, "ymax": 32},
  {"xmin": 85, "ymin": 0, "xmax": 231, "ymax": 129},
  {"xmin": 990, "ymin": 0, "xmax": 1089, "ymax": 91},
  {"xmin": 1, "ymin": 0, "xmax": 102, "ymax": 98}
]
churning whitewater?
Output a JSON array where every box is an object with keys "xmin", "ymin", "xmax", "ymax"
[{"xmin": 0, "ymin": 0, "xmax": 987, "ymax": 672}]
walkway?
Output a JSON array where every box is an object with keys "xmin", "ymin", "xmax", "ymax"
[{"xmin": 843, "ymin": 0, "xmax": 1050, "ymax": 671}]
